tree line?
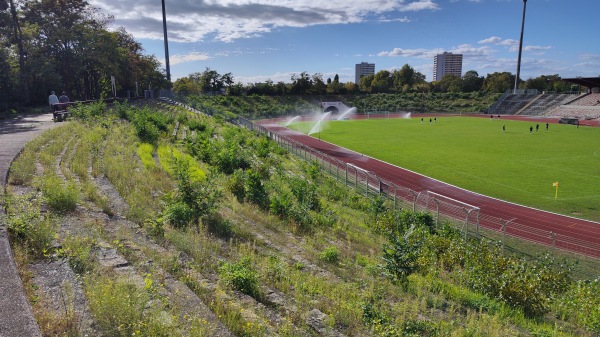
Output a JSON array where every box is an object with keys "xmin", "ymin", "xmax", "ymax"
[
  {"xmin": 174, "ymin": 66, "xmax": 575, "ymax": 97},
  {"xmin": 0, "ymin": 0, "xmax": 167, "ymax": 112},
  {"xmin": 1, "ymin": 0, "xmax": 578, "ymax": 112}
]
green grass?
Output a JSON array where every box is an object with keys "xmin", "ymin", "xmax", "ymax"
[{"xmin": 290, "ymin": 117, "xmax": 600, "ymax": 221}]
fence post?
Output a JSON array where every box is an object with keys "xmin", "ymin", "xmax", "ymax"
[
  {"xmin": 345, "ymin": 164, "xmax": 348, "ymax": 186},
  {"xmin": 475, "ymin": 210, "xmax": 480, "ymax": 239},
  {"xmin": 434, "ymin": 198, "xmax": 440, "ymax": 229},
  {"xmin": 410, "ymin": 190, "xmax": 418, "ymax": 212},
  {"xmin": 463, "ymin": 208, "xmax": 470, "ymax": 240},
  {"xmin": 502, "ymin": 220, "xmax": 507, "ymax": 254}
]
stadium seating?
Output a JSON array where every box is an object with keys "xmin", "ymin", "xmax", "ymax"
[{"xmin": 517, "ymin": 93, "xmax": 575, "ymax": 115}]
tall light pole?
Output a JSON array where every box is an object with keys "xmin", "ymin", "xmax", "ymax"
[
  {"xmin": 514, "ymin": 0, "xmax": 527, "ymax": 94},
  {"xmin": 161, "ymin": 0, "xmax": 171, "ymax": 87}
]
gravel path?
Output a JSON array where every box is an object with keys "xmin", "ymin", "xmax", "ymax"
[{"xmin": 0, "ymin": 113, "xmax": 57, "ymax": 337}]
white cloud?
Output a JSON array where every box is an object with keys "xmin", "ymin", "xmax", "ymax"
[
  {"xmin": 478, "ymin": 36, "xmax": 502, "ymax": 44},
  {"xmin": 523, "ymin": 45, "xmax": 552, "ymax": 52},
  {"xmin": 378, "ymin": 47, "xmax": 443, "ymax": 58},
  {"xmin": 89, "ymin": 0, "xmax": 440, "ymax": 43},
  {"xmin": 379, "ymin": 16, "xmax": 412, "ymax": 23},
  {"xmin": 167, "ymin": 52, "xmax": 211, "ymax": 66},
  {"xmin": 399, "ymin": 0, "xmax": 440, "ymax": 11}
]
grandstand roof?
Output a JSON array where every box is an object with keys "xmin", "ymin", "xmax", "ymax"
[{"xmin": 561, "ymin": 77, "xmax": 600, "ymax": 89}]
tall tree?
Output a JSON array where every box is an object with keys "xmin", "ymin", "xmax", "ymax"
[
  {"xmin": 393, "ymin": 64, "xmax": 415, "ymax": 92},
  {"xmin": 359, "ymin": 74, "xmax": 374, "ymax": 93},
  {"xmin": 462, "ymin": 70, "xmax": 484, "ymax": 92},
  {"xmin": 372, "ymin": 70, "xmax": 392, "ymax": 93},
  {"xmin": 483, "ymin": 72, "xmax": 515, "ymax": 93},
  {"xmin": 311, "ymin": 73, "xmax": 326, "ymax": 95},
  {"xmin": 434, "ymin": 74, "xmax": 462, "ymax": 93},
  {"xmin": 290, "ymin": 71, "xmax": 312, "ymax": 95}
]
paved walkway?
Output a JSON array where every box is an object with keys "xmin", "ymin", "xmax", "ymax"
[{"xmin": 0, "ymin": 113, "xmax": 57, "ymax": 337}]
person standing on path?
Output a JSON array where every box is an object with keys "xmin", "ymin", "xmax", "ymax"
[
  {"xmin": 48, "ymin": 91, "xmax": 58, "ymax": 109},
  {"xmin": 58, "ymin": 91, "xmax": 69, "ymax": 111},
  {"xmin": 59, "ymin": 91, "xmax": 69, "ymax": 104}
]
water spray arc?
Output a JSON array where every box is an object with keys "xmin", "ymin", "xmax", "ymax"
[{"xmin": 308, "ymin": 112, "xmax": 332, "ymax": 137}]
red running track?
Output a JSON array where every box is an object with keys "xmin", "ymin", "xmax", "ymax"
[{"xmin": 257, "ymin": 115, "xmax": 600, "ymax": 258}]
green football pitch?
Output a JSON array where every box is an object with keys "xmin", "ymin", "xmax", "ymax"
[{"xmin": 288, "ymin": 116, "xmax": 600, "ymax": 222}]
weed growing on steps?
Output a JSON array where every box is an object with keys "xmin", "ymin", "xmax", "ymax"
[
  {"xmin": 4, "ymin": 193, "xmax": 57, "ymax": 259},
  {"xmin": 38, "ymin": 174, "xmax": 79, "ymax": 213}
]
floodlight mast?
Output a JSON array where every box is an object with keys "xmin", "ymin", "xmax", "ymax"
[
  {"xmin": 514, "ymin": 0, "xmax": 527, "ymax": 94},
  {"xmin": 161, "ymin": 0, "xmax": 172, "ymax": 87}
]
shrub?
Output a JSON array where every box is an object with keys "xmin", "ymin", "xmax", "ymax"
[
  {"xmin": 245, "ymin": 169, "xmax": 268, "ymax": 209},
  {"xmin": 9, "ymin": 147, "xmax": 36, "ymax": 185},
  {"xmin": 219, "ymin": 257, "xmax": 261, "ymax": 299},
  {"xmin": 319, "ymin": 246, "xmax": 340, "ymax": 263},
  {"xmin": 5, "ymin": 194, "xmax": 56, "ymax": 258},
  {"xmin": 269, "ymin": 192, "xmax": 294, "ymax": 218},
  {"xmin": 555, "ymin": 279, "xmax": 600, "ymax": 334},
  {"xmin": 216, "ymin": 144, "xmax": 250, "ymax": 175},
  {"xmin": 466, "ymin": 246, "xmax": 573, "ymax": 317},
  {"xmin": 40, "ymin": 175, "xmax": 79, "ymax": 213},
  {"xmin": 137, "ymin": 143, "xmax": 156, "ymax": 170},
  {"xmin": 289, "ymin": 177, "xmax": 321, "ymax": 211},
  {"xmin": 226, "ymin": 169, "xmax": 246, "ymax": 203},
  {"xmin": 186, "ymin": 119, "xmax": 206, "ymax": 132},
  {"xmin": 70, "ymin": 100, "xmax": 107, "ymax": 121},
  {"xmin": 161, "ymin": 156, "xmax": 221, "ymax": 228},
  {"xmin": 163, "ymin": 201, "xmax": 195, "ymax": 228},
  {"xmin": 381, "ymin": 224, "xmax": 429, "ymax": 289},
  {"xmin": 86, "ymin": 276, "xmax": 148, "ymax": 336},
  {"xmin": 202, "ymin": 212, "xmax": 233, "ymax": 238},
  {"xmin": 59, "ymin": 235, "xmax": 96, "ymax": 274},
  {"xmin": 144, "ymin": 218, "xmax": 165, "ymax": 241}
]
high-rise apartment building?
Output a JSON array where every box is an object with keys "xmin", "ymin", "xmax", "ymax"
[
  {"xmin": 433, "ymin": 52, "xmax": 463, "ymax": 81},
  {"xmin": 355, "ymin": 62, "xmax": 375, "ymax": 84}
]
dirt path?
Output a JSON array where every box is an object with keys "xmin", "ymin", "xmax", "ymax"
[{"xmin": 0, "ymin": 113, "xmax": 57, "ymax": 337}]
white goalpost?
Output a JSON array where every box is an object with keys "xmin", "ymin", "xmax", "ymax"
[{"xmin": 365, "ymin": 109, "xmax": 390, "ymax": 119}]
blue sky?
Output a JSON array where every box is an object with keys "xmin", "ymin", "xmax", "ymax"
[{"xmin": 89, "ymin": 0, "xmax": 600, "ymax": 84}]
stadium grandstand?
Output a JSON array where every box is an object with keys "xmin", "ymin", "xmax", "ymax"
[{"xmin": 488, "ymin": 77, "xmax": 600, "ymax": 122}]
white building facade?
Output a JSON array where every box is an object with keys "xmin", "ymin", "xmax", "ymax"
[
  {"xmin": 355, "ymin": 62, "xmax": 375, "ymax": 84},
  {"xmin": 433, "ymin": 52, "xmax": 463, "ymax": 81}
]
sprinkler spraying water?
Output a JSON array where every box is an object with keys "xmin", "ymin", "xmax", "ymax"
[
  {"xmin": 336, "ymin": 107, "xmax": 357, "ymax": 120},
  {"xmin": 308, "ymin": 112, "xmax": 331, "ymax": 136},
  {"xmin": 284, "ymin": 115, "xmax": 301, "ymax": 126}
]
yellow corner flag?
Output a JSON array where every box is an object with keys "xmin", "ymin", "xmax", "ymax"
[{"xmin": 553, "ymin": 182, "xmax": 559, "ymax": 200}]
